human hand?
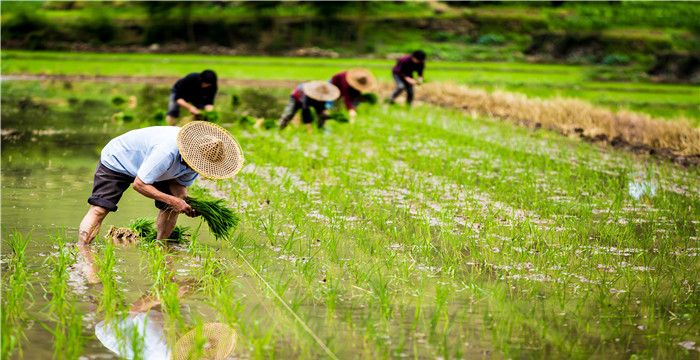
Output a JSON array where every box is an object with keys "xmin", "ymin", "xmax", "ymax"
[
  {"xmin": 170, "ymin": 197, "xmax": 196, "ymax": 217},
  {"xmin": 204, "ymin": 105, "xmax": 214, "ymax": 112},
  {"xmin": 348, "ymin": 109, "xmax": 357, "ymax": 123},
  {"xmin": 417, "ymin": 77, "xmax": 424, "ymax": 85},
  {"xmin": 405, "ymin": 77, "xmax": 417, "ymax": 85},
  {"xmin": 189, "ymin": 106, "xmax": 201, "ymax": 115}
]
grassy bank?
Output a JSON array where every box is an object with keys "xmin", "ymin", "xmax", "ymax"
[{"xmin": 3, "ymin": 51, "xmax": 699, "ymax": 124}]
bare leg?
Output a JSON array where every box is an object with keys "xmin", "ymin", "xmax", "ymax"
[
  {"xmin": 76, "ymin": 243, "xmax": 101, "ymax": 284},
  {"xmin": 156, "ymin": 209, "xmax": 178, "ymax": 240},
  {"xmin": 78, "ymin": 205, "xmax": 109, "ymax": 245}
]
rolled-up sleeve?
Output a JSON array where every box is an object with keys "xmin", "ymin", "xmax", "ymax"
[
  {"xmin": 176, "ymin": 172, "xmax": 198, "ymax": 186},
  {"xmin": 136, "ymin": 149, "xmax": 174, "ymax": 184}
]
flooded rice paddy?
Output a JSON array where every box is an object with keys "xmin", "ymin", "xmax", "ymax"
[{"xmin": 2, "ymin": 80, "xmax": 699, "ymax": 359}]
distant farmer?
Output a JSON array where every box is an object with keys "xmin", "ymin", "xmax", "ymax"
[
  {"xmin": 329, "ymin": 68, "xmax": 376, "ymax": 122},
  {"xmin": 77, "ymin": 122, "xmax": 244, "ymax": 245},
  {"xmin": 388, "ymin": 50, "xmax": 426, "ymax": 106},
  {"xmin": 166, "ymin": 70, "xmax": 218, "ymax": 125},
  {"xmin": 278, "ymin": 81, "xmax": 340, "ymax": 132}
]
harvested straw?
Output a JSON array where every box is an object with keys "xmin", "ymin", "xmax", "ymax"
[
  {"xmin": 186, "ymin": 196, "xmax": 240, "ymax": 241},
  {"xmin": 409, "ymin": 82, "xmax": 700, "ymax": 158}
]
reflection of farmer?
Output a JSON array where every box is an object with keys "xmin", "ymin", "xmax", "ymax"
[
  {"xmin": 329, "ymin": 68, "xmax": 376, "ymax": 123},
  {"xmin": 166, "ymin": 70, "xmax": 218, "ymax": 125},
  {"xmin": 77, "ymin": 122, "xmax": 244, "ymax": 246},
  {"xmin": 278, "ymin": 81, "xmax": 340, "ymax": 132},
  {"xmin": 75, "ymin": 246, "xmax": 237, "ymax": 359},
  {"xmin": 388, "ymin": 50, "xmax": 426, "ymax": 106}
]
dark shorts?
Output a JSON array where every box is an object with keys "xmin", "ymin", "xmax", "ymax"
[{"xmin": 87, "ymin": 163, "xmax": 173, "ymax": 212}]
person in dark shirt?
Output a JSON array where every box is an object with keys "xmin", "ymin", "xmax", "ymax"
[
  {"xmin": 166, "ymin": 70, "xmax": 218, "ymax": 125},
  {"xmin": 278, "ymin": 81, "xmax": 340, "ymax": 133},
  {"xmin": 388, "ymin": 50, "xmax": 426, "ymax": 106},
  {"xmin": 329, "ymin": 68, "xmax": 376, "ymax": 123}
]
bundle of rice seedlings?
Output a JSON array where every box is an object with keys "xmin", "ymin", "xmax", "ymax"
[
  {"xmin": 327, "ymin": 112, "xmax": 349, "ymax": 123},
  {"xmin": 360, "ymin": 92, "xmax": 378, "ymax": 105},
  {"xmin": 195, "ymin": 110, "xmax": 220, "ymax": 123},
  {"xmin": 129, "ymin": 217, "xmax": 157, "ymax": 242},
  {"xmin": 169, "ymin": 225, "xmax": 191, "ymax": 243},
  {"xmin": 128, "ymin": 217, "xmax": 191, "ymax": 243},
  {"xmin": 186, "ymin": 196, "xmax": 240, "ymax": 241}
]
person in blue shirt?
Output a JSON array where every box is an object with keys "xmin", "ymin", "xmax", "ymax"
[{"xmin": 77, "ymin": 122, "xmax": 244, "ymax": 245}]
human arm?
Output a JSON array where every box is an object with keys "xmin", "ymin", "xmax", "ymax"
[
  {"xmin": 132, "ymin": 177, "xmax": 196, "ymax": 216},
  {"xmin": 176, "ymin": 98, "xmax": 201, "ymax": 115}
]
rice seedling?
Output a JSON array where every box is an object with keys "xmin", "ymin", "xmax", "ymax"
[
  {"xmin": 1, "ymin": 231, "xmax": 31, "ymax": 359},
  {"xmin": 97, "ymin": 238, "xmax": 125, "ymax": 322},
  {"xmin": 186, "ymin": 196, "xmax": 241, "ymax": 241},
  {"xmin": 46, "ymin": 233, "xmax": 85, "ymax": 359}
]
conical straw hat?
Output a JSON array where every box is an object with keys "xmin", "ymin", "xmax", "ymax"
[
  {"xmin": 172, "ymin": 323, "xmax": 236, "ymax": 360},
  {"xmin": 177, "ymin": 122, "xmax": 244, "ymax": 179},
  {"xmin": 302, "ymin": 81, "xmax": 340, "ymax": 102},
  {"xmin": 346, "ymin": 68, "xmax": 376, "ymax": 93}
]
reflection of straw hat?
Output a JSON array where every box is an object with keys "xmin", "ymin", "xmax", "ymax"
[
  {"xmin": 177, "ymin": 122, "xmax": 244, "ymax": 179},
  {"xmin": 302, "ymin": 81, "xmax": 340, "ymax": 102},
  {"xmin": 173, "ymin": 323, "xmax": 237, "ymax": 360},
  {"xmin": 346, "ymin": 68, "xmax": 376, "ymax": 93}
]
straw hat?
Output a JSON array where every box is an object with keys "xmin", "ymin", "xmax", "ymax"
[
  {"xmin": 177, "ymin": 122, "xmax": 244, "ymax": 179},
  {"xmin": 302, "ymin": 81, "xmax": 340, "ymax": 102},
  {"xmin": 346, "ymin": 68, "xmax": 376, "ymax": 93},
  {"xmin": 172, "ymin": 323, "xmax": 236, "ymax": 360}
]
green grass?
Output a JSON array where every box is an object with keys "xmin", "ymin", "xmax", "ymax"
[{"xmin": 3, "ymin": 51, "xmax": 699, "ymax": 124}]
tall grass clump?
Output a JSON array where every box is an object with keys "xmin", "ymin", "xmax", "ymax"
[
  {"xmin": 1, "ymin": 231, "xmax": 31, "ymax": 359},
  {"xmin": 186, "ymin": 196, "xmax": 241, "ymax": 241}
]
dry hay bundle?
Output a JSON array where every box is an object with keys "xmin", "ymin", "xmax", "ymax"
[{"xmin": 418, "ymin": 82, "xmax": 700, "ymax": 157}]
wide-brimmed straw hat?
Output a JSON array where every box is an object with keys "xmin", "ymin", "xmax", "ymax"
[
  {"xmin": 302, "ymin": 81, "xmax": 340, "ymax": 102},
  {"xmin": 346, "ymin": 68, "xmax": 376, "ymax": 93},
  {"xmin": 172, "ymin": 323, "xmax": 237, "ymax": 360},
  {"xmin": 177, "ymin": 122, "xmax": 244, "ymax": 179}
]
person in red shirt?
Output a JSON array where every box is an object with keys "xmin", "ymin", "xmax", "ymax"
[
  {"xmin": 389, "ymin": 50, "xmax": 426, "ymax": 106},
  {"xmin": 278, "ymin": 81, "xmax": 340, "ymax": 133},
  {"xmin": 329, "ymin": 68, "xmax": 376, "ymax": 123}
]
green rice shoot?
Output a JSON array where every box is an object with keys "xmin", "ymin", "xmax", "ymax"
[{"xmin": 186, "ymin": 196, "xmax": 241, "ymax": 241}]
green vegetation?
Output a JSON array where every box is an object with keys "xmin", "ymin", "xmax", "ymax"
[
  {"xmin": 1, "ymin": 54, "xmax": 698, "ymax": 358},
  {"xmin": 2, "ymin": 2, "xmax": 698, "ymax": 68},
  {"xmin": 3, "ymin": 51, "xmax": 699, "ymax": 124},
  {"xmin": 186, "ymin": 195, "xmax": 241, "ymax": 241},
  {"xmin": 1, "ymin": 231, "xmax": 31, "ymax": 359},
  {"xmin": 47, "ymin": 233, "xmax": 85, "ymax": 359}
]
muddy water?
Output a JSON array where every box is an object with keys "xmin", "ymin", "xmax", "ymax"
[{"xmin": 1, "ymin": 86, "xmax": 220, "ymax": 359}]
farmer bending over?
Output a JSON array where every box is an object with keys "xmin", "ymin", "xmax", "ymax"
[
  {"xmin": 329, "ymin": 68, "xmax": 376, "ymax": 123},
  {"xmin": 166, "ymin": 70, "xmax": 218, "ymax": 125},
  {"xmin": 78, "ymin": 121, "xmax": 243, "ymax": 245},
  {"xmin": 278, "ymin": 81, "xmax": 340, "ymax": 132},
  {"xmin": 388, "ymin": 50, "xmax": 426, "ymax": 106}
]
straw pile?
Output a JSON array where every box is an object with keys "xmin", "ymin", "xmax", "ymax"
[{"xmin": 386, "ymin": 82, "xmax": 700, "ymax": 162}]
